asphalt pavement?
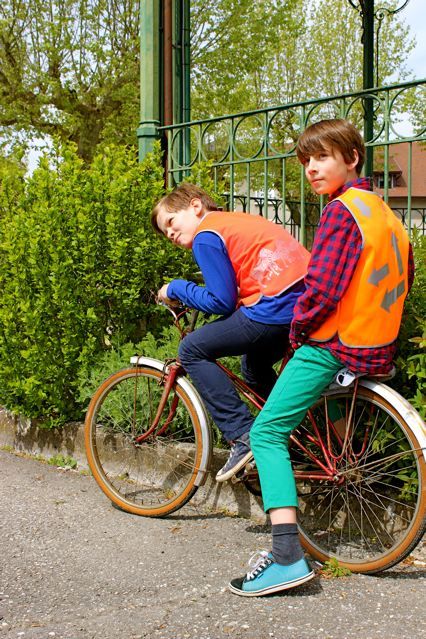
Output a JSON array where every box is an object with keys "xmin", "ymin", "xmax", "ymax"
[{"xmin": 1, "ymin": 449, "xmax": 425, "ymax": 639}]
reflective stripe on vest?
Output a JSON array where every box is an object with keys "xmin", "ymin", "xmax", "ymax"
[
  {"xmin": 310, "ymin": 188, "xmax": 410, "ymax": 348},
  {"xmin": 195, "ymin": 212, "xmax": 310, "ymax": 307}
]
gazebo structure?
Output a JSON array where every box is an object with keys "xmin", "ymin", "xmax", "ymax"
[
  {"xmin": 137, "ymin": 1, "xmax": 425, "ymax": 243},
  {"xmin": 137, "ymin": 1, "xmax": 190, "ymax": 159}
]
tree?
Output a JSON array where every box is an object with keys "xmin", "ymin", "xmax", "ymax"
[
  {"xmin": 0, "ymin": 0, "xmax": 140, "ymax": 163},
  {"xmin": 190, "ymin": 0, "xmax": 303, "ymax": 118},
  {"xmin": 191, "ymin": 0, "xmax": 416, "ymax": 120},
  {"xmin": 0, "ymin": 0, "xmax": 420, "ymax": 164}
]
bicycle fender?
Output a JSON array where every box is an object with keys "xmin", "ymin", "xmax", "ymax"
[
  {"xmin": 359, "ymin": 380, "xmax": 426, "ymax": 463},
  {"xmin": 130, "ymin": 356, "xmax": 212, "ymax": 485}
]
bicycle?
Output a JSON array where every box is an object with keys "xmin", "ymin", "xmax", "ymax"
[{"xmin": 85, "ymin": 304, "xmax": 426, "ymax": 574}]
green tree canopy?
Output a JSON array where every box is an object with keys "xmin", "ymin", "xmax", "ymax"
[
  {"xmin": 0, "ymin": 0, "xmax": 420, "ymax": 164},
  {"xmin": 0, "ymin": 0, "xmax": 140, "ymax": 163},
  {"xmin": 191, "ymin": 0, "xmax": 416, "ymax": 119}
]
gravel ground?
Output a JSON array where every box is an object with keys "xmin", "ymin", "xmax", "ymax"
[{"xmin": 0, "ymin": 449, "xmax": 425, "ymax": 639}]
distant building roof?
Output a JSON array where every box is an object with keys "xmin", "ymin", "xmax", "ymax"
[{"xmin": 374, "ymin": 141, "xmax": 426, "ymax": 198}]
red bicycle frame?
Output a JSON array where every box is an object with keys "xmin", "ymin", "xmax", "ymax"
[{"xmin": 138, "ymin": 305, "xmax": 362, "ymax": 483}]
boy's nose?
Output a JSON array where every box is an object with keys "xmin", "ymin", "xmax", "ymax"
[{"xmin": 306, "ymin": 158, "xmax": 317, "ymax": 172}]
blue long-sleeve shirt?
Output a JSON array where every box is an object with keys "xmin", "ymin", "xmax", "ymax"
[{"xmin": 167, "ymin": 231, "xmax": 304, "ymax": 325}]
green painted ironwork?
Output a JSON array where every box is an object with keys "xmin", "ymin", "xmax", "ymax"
[
  {"xmin": 137, "ymin": 0, "xmax": 161, "ymax": 159},
  {"xmin": 172, "ymin": 0, "xmax": 191, "ymax": 180},
  {"xmin": 160, "ymin": 79, "xmax": 426, "ymax": 247},
  {"xmin": 361, "ymin": 0, "xmax": 375, "ymax": 178}
]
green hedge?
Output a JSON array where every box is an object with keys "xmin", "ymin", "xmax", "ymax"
[
  {"xmin": 0, "ymin": 142, "xmax": 423, "ymax": 426},
  {"xmin": 0, "ymin": 143, "xmax": 194, "ymax": 426},
  {"xmin": 395, "ymin": 231, "xmax": 426, "ymax": 418},
  {"xmin": 77, "ymin": 235, "xmax": 426, "ymax": 426}
]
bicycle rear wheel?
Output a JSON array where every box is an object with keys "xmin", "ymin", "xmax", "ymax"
[
  {"xmin": 85, "ymin": 365, "xmax": 208, "ymax": 517},
  {"xmin": 291, "ymin": 385, "xmax": 426, "ymax": 573}
]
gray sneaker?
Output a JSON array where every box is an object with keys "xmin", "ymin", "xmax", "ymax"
[{"xmin": 216, "ymin": 431, "xmax": 253, "ymax": 482}]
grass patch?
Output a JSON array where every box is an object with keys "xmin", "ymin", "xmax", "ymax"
[
  {"xmin": 320, "ymin": 557, "xmax": 352, "ymax": 578},
  {"xmin": 47, "ymin": 454, "xmax": 78, "ymax": 469}
]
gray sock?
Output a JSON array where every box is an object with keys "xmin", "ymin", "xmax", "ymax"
[{"xmin": 271, "ymin": 523, "xmax": 304, "ymax": 566}]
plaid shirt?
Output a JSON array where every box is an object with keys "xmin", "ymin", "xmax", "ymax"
[{"xmin": 290, "ymin": 178, "xmax": 415, "ymax": 374}]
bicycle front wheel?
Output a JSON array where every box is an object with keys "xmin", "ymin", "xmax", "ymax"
[
  {"xmin": 291, "ymin": 385, "xmax": 426, "ymax": 573},
  {"xmin": 85, "ymin": 365, "xmax": 208, "ymax": 517}
]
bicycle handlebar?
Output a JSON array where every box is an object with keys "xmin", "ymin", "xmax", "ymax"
[{"xmin": 158, "ymin": 301, "xmax": 200, "ymax": 338}]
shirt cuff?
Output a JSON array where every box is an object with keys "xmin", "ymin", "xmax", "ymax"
[{"xmin": 290, "ymin": 323, "xmax": 308, "ymax": 349}]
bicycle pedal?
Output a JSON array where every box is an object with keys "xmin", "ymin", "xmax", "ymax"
[
  {"xmin": 231, "ymin": 461, "xmax": 258, "ymax": 484},
  {"xmin": 231, "ymin": 469, "xmax": 245, "ymax": 484}
]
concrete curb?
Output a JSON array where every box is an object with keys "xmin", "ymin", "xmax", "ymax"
[{"xmin": 0, "ymin": 408, "xmax": 267, "ymax": 523}]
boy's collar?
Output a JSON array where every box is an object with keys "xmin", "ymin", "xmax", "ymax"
[{"xmin": 329, "ymin": 176, "xmax": 372, "ymax": 201}]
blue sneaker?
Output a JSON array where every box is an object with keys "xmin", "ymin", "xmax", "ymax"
[
  {"xmin": 215, "ymin": 431, "xmax": 253, "ymax": 482},
  {"xmin": 228, "ymin": 551, "xmax": 315, "ymax": 597}
]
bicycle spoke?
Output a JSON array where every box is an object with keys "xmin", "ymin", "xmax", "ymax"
[
  {"xmin": 345, "ymin": 482, "xmax": 396, "ymax": 550},
  {"xmin": 344, "ymin": 479, "xmax": 416, "ymax": 519},
  {"xmin": 341, "ymin": 449, "xmax": 418, "ymax": 477},
  {"xmin": 86, "ymin": 367, "xmax": 205, "ymax": 515},
  {"xmin": 293, "ymin": 387, "xmax": 426, "ymax": 569}
]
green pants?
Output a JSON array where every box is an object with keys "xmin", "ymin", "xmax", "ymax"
[{"xmin": 250, "ymin": 345, "xmax": 342, "ymax": 512}]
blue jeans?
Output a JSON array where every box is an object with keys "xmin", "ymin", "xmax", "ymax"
[{"xmin": 178, "ymin": 309, "xmax": 289, "ymax": 441}]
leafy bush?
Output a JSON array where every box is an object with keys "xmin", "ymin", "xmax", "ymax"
[
  {"xmin": 394, "ymin": 232, "xmax": 426, "ymax": 418},
  {"xmin": 0, "ymin": 140, "xmax": 423, "ymax": 429},
  {"xmin": 77, "ymin": 323, "xmax": 182, "ymax": 408},
  {"xmin": 0, "ymin": 142, "xmax": 194, "ymax": 425}
]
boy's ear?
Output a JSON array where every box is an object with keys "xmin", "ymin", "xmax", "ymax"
[
  {"xmin": 349, "ymin": 149, "xmax": 359, "ymax": 170},
  {"xmin": 191, "ymin": 197, "xmax": 204, "ymax": 216}
]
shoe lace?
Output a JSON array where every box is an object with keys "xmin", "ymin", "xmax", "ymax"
[{"xmin": 246, "ymin": 550, "xmax": 271, "ymax": 581}]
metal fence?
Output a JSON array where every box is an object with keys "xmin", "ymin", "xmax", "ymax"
[{"xmin": 160, "ymin": 79, "xmax": 426, "ymax": 247}]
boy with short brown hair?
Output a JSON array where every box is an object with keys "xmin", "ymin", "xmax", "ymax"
[
  {"xmin": 229, "ymin": 118, "xmax": 414, "ymax": 597},
  {"xmin": 152, "ymin": 182, "xmax": 310, "ymax": 481}
]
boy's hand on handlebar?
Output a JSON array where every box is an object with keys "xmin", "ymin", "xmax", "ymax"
[{"xmin": 157, "ymin": 284, "xmax": 181, "ymax": 307}]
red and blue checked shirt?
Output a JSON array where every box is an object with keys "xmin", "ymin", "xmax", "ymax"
[{"xmin": 290, "ymin": 178, "xmax": 415, "ymax": 374}]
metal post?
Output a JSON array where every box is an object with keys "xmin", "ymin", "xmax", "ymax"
[
  {"xmin": 137, "ymin": 0, "xmax": 161, "ymax": 160},
  {"xmin": 163, "ymin": 0, "xmax": 173, "ymax": 128},
  {"xmin": 348, "ymin": 0, "xmax": 411, "ymax": 179},
  {"xmin": 173, "ymin": 0, "xmax": 183, "ymax": 179},
  {"xmin": 182, "ymin": 0, "xmax": 191, "ymax": 168},
  {"xmin": 362, "ymin": 0, "xmax": 374, "ymax": 178}
]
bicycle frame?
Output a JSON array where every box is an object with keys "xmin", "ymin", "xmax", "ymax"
[
  {"xmin": 132, "ymin": 306, "xmax": 353, "ymax": 483},
  {"xmin": 134, "ymin": 304, "xmax": 426, "ymax": 484},
  {"xmin": 88, "ymin": 303, "xmax": 426, "ymax": 569}
]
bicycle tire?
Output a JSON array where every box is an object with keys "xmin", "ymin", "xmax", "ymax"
[
  {"xmin": 85, "ymin": 365, "xmax": 208, "ymax": 517},
  {"xmin": 291, "ymin": 385, "xmax": 426, "ymax": 574}
]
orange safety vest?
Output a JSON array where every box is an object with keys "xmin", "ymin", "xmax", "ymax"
[
  {"xmin": 195, "ymin": 211, "xmax": 310, "ymax": 307},
  {"xmin": 310, "ymin": 188, "xmax": 410, "ymax": 348}
]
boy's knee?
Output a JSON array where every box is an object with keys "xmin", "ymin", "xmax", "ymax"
[
  {"xmin": 178, "ymin": 329, "xmax": 212, "ymax": 365},
  {"xmin": 250, "ymin": 417, "xmax": 290, "ymax": 453},
  {"xmin": 178, "ymin": 335, "xmax": 193, "ymax": 365}
]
